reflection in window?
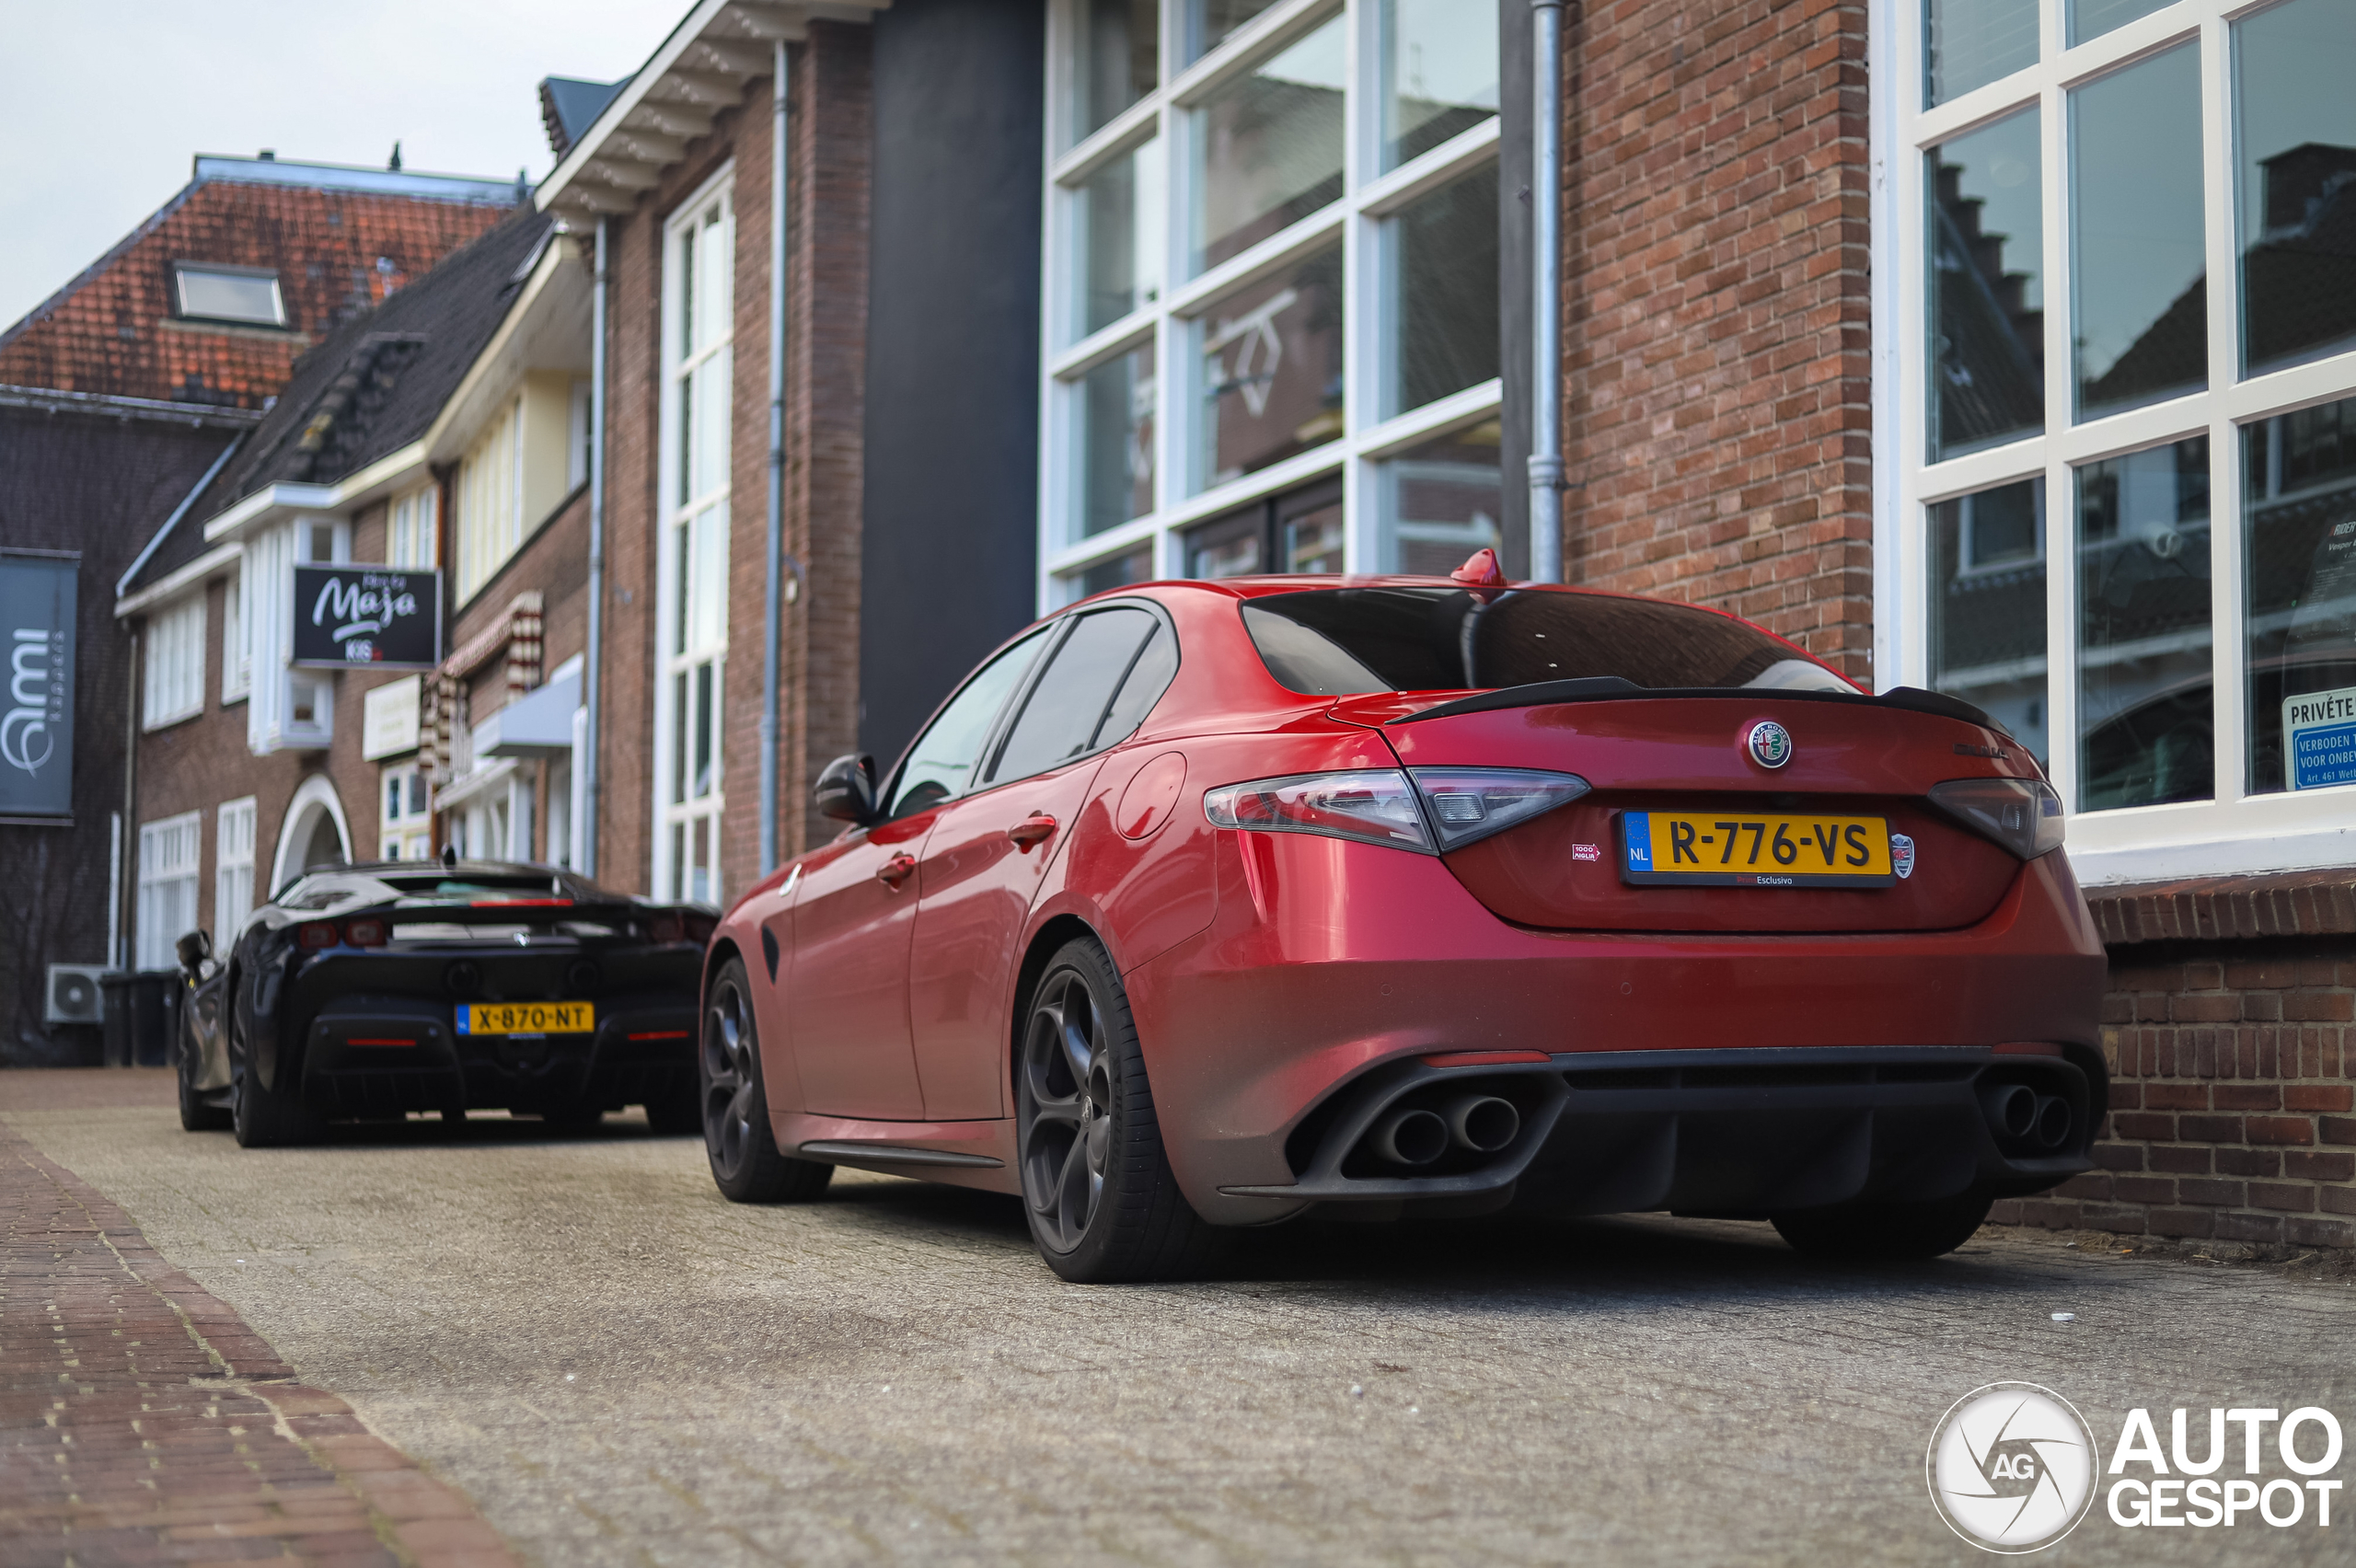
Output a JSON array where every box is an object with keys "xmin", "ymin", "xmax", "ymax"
[
  {"xmin": 1928, "ymin": 110, "xmax": 2042, "ymax": 460},
  {"xmin": 990, "ymin": 608, "xmax": 1159, "ymax": 784},
  {"xmin": 1283, "ymin": 497, "xmax": 1344, "ymax": 573},
  {"xmin": 2245, "ymin": 396, "xmax": 2356, "ymax": 793},
  {"xmin": 2234, "ymin": 0, "xmax": 2356, "ymax": 379},
  {"xmin": 1079, "ymin": 139, "xmax": 1163, "ymax": 337},
  {"xmin": 890, "ymin": 628, "xmax": 1051, "ymax": 819},
  {"xmin": 1387, "ymin": 162, "xmax": 1500, "ymax": 417},
  {"xmin": 1078, "ymin": 0, "xmax": 1159, "ymax": 140},
  {"xmin": 1925, "ymin": 0, "xmax": 2037, "ymax": 108},
  {"xmin": 1377, "ymin": 422, "xmax": 1501, "ymax": 575},
  {"xmin": 1192, "ymin": 0, "xmax": 1282, "ymax": 61},
  {"xmin": 1197, "ymin": 244, "xmax": 1343, "ymax": 489},
  {"xmin": 2078, "ymin": 438, "xmax": 2213, "ymax": 811},
  {"xmin": 1079, "ymin": 544, "xmax": 1157, "ymax": 599},
  {"xmin": 2069, "ymin": 0, "xmax": 2171, "ymax": 45},
  {"xmin": 1382, "ymin": 0, "xmax": 1499, "ymax": 169},
  {"xmin": 1929, "ymin": 478, "xmax": 2049, "ymax": 763},
  {"xmin": 1186, "ymin": 508, "xmax": 1264, "ymax": 577},
  {"xmin": 2073, "ymin": 46, "xmax": 2207, "ymax": 421},
  {"xmin": 1080, "ymin": 342, "xmax": 1156, "ymax": 537},
  {"xmin": 1192, "ymin": 15, "xmax": 1345, "ymax": 272}
]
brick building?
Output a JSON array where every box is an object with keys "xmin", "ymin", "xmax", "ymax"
[{"xmin": 0, "ymin": 155, "xmax": 518, "ymax": 1061}]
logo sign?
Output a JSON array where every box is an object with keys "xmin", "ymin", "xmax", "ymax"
[
  {"xmin": 1746, "ymin": 720, "xmax": 1794, "ymax": 769},
  {"xmin": 2283, "ymin": 685, "xmax": 2356, "ymax": 791},
  {"xmin": 1891, "ymin": 833, "xmax": 1916, "ymax": 880},
  {"xmin": 292, "ymin": 565, "xmax": 440, "ymax": 669},
  {"xmin": 0, "ymin": 551, "xmax": 76, "ymax": 819},
  {"xmin": 1928, "ymin": 1383, "xmax": 2100, "ymax": 1553}
]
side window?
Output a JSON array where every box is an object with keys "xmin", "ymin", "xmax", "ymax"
[
  {"xmin": 1091, "ymin": 622, "xmax": 1178, "ymax": 750},
  {"xmin": 987, "ymin": 607, "xmax": 1159, "ymax": 786},
  {"xmin": 885, "ymin": 627, "xmax": 1051, "ymax": 820}
]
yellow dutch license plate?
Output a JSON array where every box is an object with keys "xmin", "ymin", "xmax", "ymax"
[
  {"xmin": 458, "ymin": 1001, "xmax": 595, "ymax": 1036},
  {"xmin": 1620, "ymin": 810, "xmax": 1896, "ymax": 888}
]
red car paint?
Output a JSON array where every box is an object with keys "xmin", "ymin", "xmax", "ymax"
[{"xmin": 708, "ymin": 576, "xmax": 2107, "ymax": 1223}]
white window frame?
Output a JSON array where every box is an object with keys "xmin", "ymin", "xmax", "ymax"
[
  {"xmin": 379, "ymin": 763, "xmax": 431, "ymax": 860},
  {"xmin": 135, "ymin": 811, "xmax": 202, "ymax": 971},
  {"xmin": 653, "ymin": 166, "xmax": 736, "ymax": 905},
  {"xmin": 455, "ymin": 397, "xmax": 525, "ymax": 603},
  {"xmin": 221, "ymin": 565, "xmax": 248, "ymax": 703},
  {"xmin": 143, "ymin": 594, "xmax": 206, "ymax": 730},
  {"xmin": 1877, "ymin": 0, "xmax": 2356, "ymax": 884},
  {"xmin": 1037, "ymin": 0, "xmax": 1507, "ymax": 606},
  {"xmin": 389, "ymin": 483, "xmax": 439, "ymax": 570},
  {"xmin": 215, "ymin": 797, "xmax": 256, "ymax": 939}
]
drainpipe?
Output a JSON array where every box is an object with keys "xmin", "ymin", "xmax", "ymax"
[
  {"xmin": 581, "ymin": 217, "xmax": 608, "ymax": 879},
  {"xmin": 1529, "ymin": 0, "xmax": 1565, "ymax": 582},
  {"xmin": 759, "ymin": 40, "xmax": 798, "ymax": 875}
]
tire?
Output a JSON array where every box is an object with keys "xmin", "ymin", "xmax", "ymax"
[
  {"xmin": 1771, "ymin": 1188, "xmax": 1994, "ymax": 1261},
  {"xmin": 1015, "ymin": 937, "xmax": 1218, "ymax": 1284},
  {"xmin": 230, "ymin": 1022, "xmax": 317, "ymax": 1149},
  {"xmin": 701, "ymin": 958, "xmax": 832, "ymax": 1203},
  {"xmin": 176, "ymin": 1011, "xmax": 230, "ymax": 1133}
]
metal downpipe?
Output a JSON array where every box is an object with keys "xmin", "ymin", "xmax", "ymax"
[
  {"xmin": 582, "ymin": 217, "xmax": 608, "ymax": 878},
  {"xmin": 1529, "ymin": 0, "xmax": 1565, "ymax": 582},
  {"xmin": 759, "ymin": 40, "xmax": 793, "ymax": 875}
]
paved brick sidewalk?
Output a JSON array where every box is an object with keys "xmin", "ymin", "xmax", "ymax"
[{"xmin": 0, "ymin": 1118, "xmax": 513, "ymax": 1567}]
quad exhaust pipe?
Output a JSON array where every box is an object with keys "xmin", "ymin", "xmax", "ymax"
[
  {"xmin": 1369, "ymin": 1095, "xmax": 1521, "ymax": 1167},
  {"xmin": 1978, "ymin": 1081, "xmax": 2072, "ymax": 1152}
]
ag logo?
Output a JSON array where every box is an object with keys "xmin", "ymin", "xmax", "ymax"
[
  {"xmin": 1927, "ymin": 1383, "xmax": 2100, "ymax": 1553},
  {"xmin": 1746, "ymin": 720, "xmax": 1793, "ymax": 769}
]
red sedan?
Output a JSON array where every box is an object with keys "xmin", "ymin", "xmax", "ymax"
[{"xmin": 697, "ymin": 556, "xmax": 2105, "ymax": 1282}]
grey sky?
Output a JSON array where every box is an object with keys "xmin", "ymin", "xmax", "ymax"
[{"xmin": 0, "ymin": 1, "xmax": 678, "ymax": 332}]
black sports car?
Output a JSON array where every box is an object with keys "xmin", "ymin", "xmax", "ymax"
[{"xmin": 174, "ymin": 858, "xmax": 712, "ymax": 1146}]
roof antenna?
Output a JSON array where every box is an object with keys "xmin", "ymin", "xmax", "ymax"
[{"xmin": 388, "ymin": 141, "xmax": 402, "ymax": 172}]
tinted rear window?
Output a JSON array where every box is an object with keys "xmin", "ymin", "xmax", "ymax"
[{"xmin": 1242, "ymin": 587, "xmax": 1852, "ymax": 696}]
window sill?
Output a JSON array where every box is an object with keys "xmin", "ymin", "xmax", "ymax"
[
  {"xmin": 2085, "ymin": 867, "xmax": 2356, "ymax": 947},
  {"xmin": 141, "ymin": 707, "xmax": 203, "ymax": 733}
]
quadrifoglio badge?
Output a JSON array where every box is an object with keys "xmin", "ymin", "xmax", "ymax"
[{"xmin": 1929, "ymin": 1385, "xmax": 2346, "ymax": 1551}]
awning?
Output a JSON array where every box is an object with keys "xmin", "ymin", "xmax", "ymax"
[
  {"xmin": 433, "ymin": 756, "xmax": 520, "ymax": 813},
  {"xmin": 474, "ymin": 666, "xmax": 580, "ymax": 759}
]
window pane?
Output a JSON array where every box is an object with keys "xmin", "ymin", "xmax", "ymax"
[
  {"xmin": 1198, "ymin": 244, "xmax": 1343, "ymax": 489},
  {"xmin": 1192, "ymin": 16, "xmax": 1345, "ymax": 272},
  {"xmin": 1079, "ymin": 342, "xmax": 1156, "ymax": 537},
  {"xmin": 175, "ymin": 266, "xmax": 283, "ymax": 326},
  {"xmin": 2235, "ymin": 0, "xmax": 2356, "ymax": 378},
  {"xmin": 671, "ymin": 670, "xmax": 690, "ymax": 803},
  {"xmin": 1382, "ymin": 0, "xmax": 1499, "ymax": 169},
  {"xmin": 692, "ymin": 662, "xmax": 716, "ymax": 801},
  {"xmin": 2072, "ymin": 45, "xmax": 2206, "ymax": 421},
  {"xmin": 1186, "ymin": 508, "xmax": 1264, "ymax": 577},
  {"xmin": 1078, "ymin": 0, "xmax": 1159, "ymax": 139},
  {"xmin": 1281, "ymin": 497, "xmax": 1344, "ymax": 573},
  {"xmin": 2246, "ymin": 395, "xmax": 2356, "ymax": 794},
  {"xmin": 698, "ymin": 205, "xmax": 732, "ymax": 354},
  {"xmin": 1378, "ymin": 421, "xmax": 1502, "ymax": 574},
  {"xmin": 1930, "ymin": 478, "xmax": 2049, "ymax": 764},
  {"xmin": 1387, "ymin": 163, "xmax": 1500, "ymax": 417},
  {"xmin": 990, "ymin": 608, "xmax": 1159, "ymax": 783},
  {"xmin": 1078, "ymin": 544, "xmax": 1156, "ymax": 599},
  {"xmin": 2077, "ymin": 437, "xmax": 2212, "ymax": 811},
  {"xmin": 1079, "ymin": 139, "xmax": 1164, "ymax": 336},
  {"xmin": 1096, "ymin": 623, "xmax": 1178, "ymax": 746},
  {"xmin": 1925, "ymin": 0, "xmax": 2038, "ymax": 107},
  {"xmin": 1193, "ymin": 0, "xmax": 1281, "ymax": 61},
  {"xmin": 1927, "ymin": 110, "xmax": 2043, "ymax": 460},
  {"xmin": 2069, "ymin": 0, "xmax": 2171, "ymax": 46},
  {"xmin": 889, "ymin": 628, "xmax": 1052, "ymax": 818},
  {"xmin": 691, "ymin": 351, "xmax": 731, "ymax": 501}
]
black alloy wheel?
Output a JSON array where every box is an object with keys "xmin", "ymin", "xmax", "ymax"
[
  {"xmin": 175, "ymin": 1010, "xmax": 229, "ymax": 1132},
  {"xmin": 700, "ymin": 958, "xmax": 831, "ymax": 1203},
  {"xmin": 1771, "ymin": 1187, "xmax": 1995, "ymax": 1261},
  {"xmin": 1015, "ymin": 937, "xmax": 1218, "ymax": 1284},
  {"xmin": 229, "ymin": 1015, "xmax": 316, "ymax": 1149}
]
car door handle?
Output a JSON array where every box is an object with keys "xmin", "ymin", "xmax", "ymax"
[
  {"xmin": 875, "ymin": 852, "xmax": 917, "ymax": 889},
  {"xmin": 1006, "ymin": 813, "xmax": 1057, "ymax": 852}
]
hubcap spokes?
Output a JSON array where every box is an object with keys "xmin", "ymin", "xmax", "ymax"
[
  {"xmin": 702, "ymin": 982, "xmax": 759, "ymax": 1174},
  {"xmin": 1020, "ymin": 972, "xmax": 1112, "ymax": 1252}
]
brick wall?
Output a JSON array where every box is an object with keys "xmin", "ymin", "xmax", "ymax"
[
  {"xmin": 1990, "ymin": 940, "xmax": 2356, "ymax": 1249},
  {"xmin": 1562, "ymin": 0, "xmax": 1873, "ymax": 677}
]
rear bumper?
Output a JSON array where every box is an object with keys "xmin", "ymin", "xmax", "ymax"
[
  {"xmin": 1124, "ymin": 830, "xmax": 2107, "ymax": 1224},
  {"xmin": 296, "ymin": 994, "xmax": 696, "ymax": 1117}
]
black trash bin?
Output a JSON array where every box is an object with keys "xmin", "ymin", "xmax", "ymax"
[{"xmin": 100, "ymin": 971, "xmax": 180, "ymax": 1067}]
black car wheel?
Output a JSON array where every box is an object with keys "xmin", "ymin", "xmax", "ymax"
[
  {"xmin": 1771, "ymin": 1188, "xmax": 1994, "ymax": 1261},
  {"xmin": 230, "ymin": 1016, "xmax": 316, "ymax": 1149},
  {"xmin": 175, "ymin": 1007, "xmax": 230, "ymax": 1133},
  {"xmin": 701, "ymin": 958, "xmax": 831, "ymax": 1202},
  {"xmin": 1015, "ymin": 937, "xmax": 1218, "ymax": 1284}
]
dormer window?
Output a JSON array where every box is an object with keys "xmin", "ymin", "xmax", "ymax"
[{"xmin": 172, "ymin": 262, "xmax": 285, "ymax": 327}]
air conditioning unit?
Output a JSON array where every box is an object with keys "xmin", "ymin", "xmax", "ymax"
[{"xmin": 45, "ymin": 964, "xmax": 110, "ymax": 1025}]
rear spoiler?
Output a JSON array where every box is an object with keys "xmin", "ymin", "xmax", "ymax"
[{"xmin": 1388, "ymin": 678, "xmax": 2006, "ymax": 734}]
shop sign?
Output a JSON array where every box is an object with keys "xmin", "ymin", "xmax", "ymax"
[
  {"xmin": 292, "ymin": 565, "xmax": 440, "ymax": 669},
  {"xmin": 362, "ymin": 674, "xmax": 424, "ymax": 760},
  {"xmin": 2284, "ymin": 685, "xmax": 2356, "ymax": 791},
  {"xmin": 0, "ymin": 551, "xmax": 75, "ymax": 819}
]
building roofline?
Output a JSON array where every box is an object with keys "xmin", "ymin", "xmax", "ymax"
[
  {"xmin": 0, "ymin": 383, "xmax": 268, "ymax": 430},
  {"xmin": 191, "ymin": 154, "xmax": 527, "ymax": 206}
]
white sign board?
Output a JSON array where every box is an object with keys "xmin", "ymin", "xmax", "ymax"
[
  {"xmin": 362, "ymin": 674, "xmax": 422, "ymax": 760},
  {"xmin": 2283, "ymin": 685, "xmax": 2356, "ymax": 791}
]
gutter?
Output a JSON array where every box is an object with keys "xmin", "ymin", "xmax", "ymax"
[
  {"xmin": 1529, "ymin": 0, "xmax": 1565, "ymax": 582},
  {"xmin": 117, "ymin": 432, "xmax": 246, "ymax": 599},
  {"xmin": 583, "ymin": 218, "xmax": 609, "ymax": 879},
  {"xmin": 759, "ymin": 41, "xmax": 802, "ymax": 875}
]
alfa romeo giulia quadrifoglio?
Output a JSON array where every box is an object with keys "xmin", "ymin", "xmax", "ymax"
[
  {"xmin": 694, "ymin": 553, "xmax": 2105, "ymax": 1282},
  {"xmin": 174, "ymin": 859, "xmax": 713, "ymax": 1146}
]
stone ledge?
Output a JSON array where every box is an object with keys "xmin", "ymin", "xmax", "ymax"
[{"xmin": 2085, "ymin": 867, "xmax": 2356, "ymax": 947}]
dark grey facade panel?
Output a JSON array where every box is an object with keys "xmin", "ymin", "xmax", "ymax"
[{"xmin": 860, "ymin": 0, "xmax": 1047, "ymax": 770}]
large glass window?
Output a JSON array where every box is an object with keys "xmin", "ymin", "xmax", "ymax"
[
  {"xmin": 1197, "ymin": 243, "xmax": 1344, "ymax": 489},
  {"xmin": 1929, "ymin": 478, "xmax": 2050, "ymax": 762},
  {"xmin": 1192, "ymin": 15, "xmax": 1346, "ymax": 273},
  {"xmin": 1079, "ymin": 138, "xmax": 1163, "ymax": 337},
  {"xmin": 888, "ymin": 628, "xmax": 1051, "ymax": 819},
  {"xmin": 1927, "ymin": 110, "xmax": 2042, "ymax": 459},
  {"xmin": 1924, "ymin": 0, "xmax": 2038, "ymax": 107},
  {"xmin": 2246, "ymin": 394, "xmax": 2356, "ymax": 794},
  {"xmin": 2077, "ymin": 438, "xmax": 2212, "ymax": 811},
  {"xmin": 1080, "ymin": 342, "xmax": 1157, "ymax": 536},
  {"xmin": 1386, "ymin": 163, "xmax": 1500, "ymax": 417},
  {"xmin": 1192, "ymin": 0, "xmax": 1284, "ymax": 61},
  {"xmin": 1376, "ymin": 421, "xmax": 1500, "ymax": 574},
  {"xmin": 1381, "ymin": 0, "xmax": 1499, "ymax": 168},
  {"xmin": 1077, "ymin": 0, "xmax": 1159, "ymax": 141},
  {"xmin": 2071, "ymin": 44, "xmax": 2206, "ymax": 421},
  {"xmin": 2234, "ymin": 0, "xmax": 2356, "ymax": 379},
  {"xmin": 2068, "ymin": 0, "xmax": 2170, "ymax": 45}
]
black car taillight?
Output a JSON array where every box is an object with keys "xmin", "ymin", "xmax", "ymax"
[
  {"xmin": 296, "ymin": 921, "xmax": 338, "ymax": 951},
  {"xmin": 343, "ymin": 917, "xmax": 387, "ymax": 948},
  {"xmin": 1928, "ymin": 778, "xmax": 2065, "ymax": 859}
]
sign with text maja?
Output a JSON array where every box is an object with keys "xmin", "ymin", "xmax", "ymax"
[
  {"xmin": 0, "ymin": 551, "xmax": 76, "ymax": 819},
  {"xmin": 292, "ymin": 566, "xmax": 440, "ymax": 669}
]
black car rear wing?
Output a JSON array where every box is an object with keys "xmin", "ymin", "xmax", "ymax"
[{"xmin": 1386, "ymin": 678, "xmax": 2005, "ymax": 734}]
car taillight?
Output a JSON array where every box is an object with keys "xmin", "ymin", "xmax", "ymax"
[
  {"xmin": 1405, "ymin": 767, "xmax": 1590, "ymax": 851},
  {"xmin": 1928, "ymin": 777, "xmax": 2065, "ymax": 859},
  {"xmin": 296, "ymin": 921, "xmax": 339, "ymax": 950},
  {"xmin": 343, "ymin": 917, "xmax": 387, "ymax": 948},
  {"xmin": 648, "ymin": 913, "xmax": 686, "ymax": 944},
  {"xmin": 1204, "ymin": 770, "xmax": 1432, "ymax": 852}
]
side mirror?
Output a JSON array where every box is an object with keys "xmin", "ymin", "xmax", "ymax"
[
  {"xmin": 813, "ymin": 754, "xmax": 879, "ymax": 825},
  {"xmin": 175, "ymin": 929, "xmax": 213, "ymax": 976}
]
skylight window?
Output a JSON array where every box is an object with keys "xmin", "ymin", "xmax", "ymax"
[{"xmin": 172, "ymin": 262, "xmax": 285, "ymax": 327}]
